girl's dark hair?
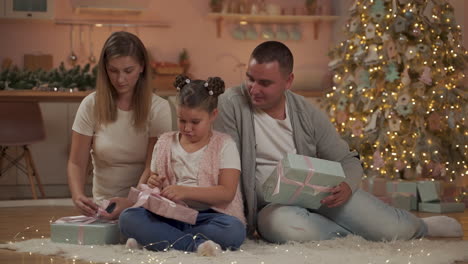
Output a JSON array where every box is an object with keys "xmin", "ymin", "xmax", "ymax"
[{"xmin": 173, "ymin": 74, "xmax": 225, "ymax": 113}]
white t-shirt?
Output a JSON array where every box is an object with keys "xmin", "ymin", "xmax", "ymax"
[
  {"xmin": 150, "ymin": 132, "xmax": 241, "ymax": 210},
  {"xmin": 72, "ymin": 92, "xmax": 172, "ymax": 202},
  {"xmin": 254, "ymin": 102, "xmax": 296, "ymax": 208}
]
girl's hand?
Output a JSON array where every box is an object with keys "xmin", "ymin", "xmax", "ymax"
[
  {"xmin": 147, "ymin": 173, "xmax": 166, "ymax": 189},
  {"xmin": 72, "ymin": 195, "xmax": 98, "ymax": 216},
  {"xmin": 161, "ymin": 185, "xmax": 189, "ymax": 203},
  {"xmin": 320, "ymin": 182, "xmax": 352, "ymax": 208},
  {"xmin": 100, "ymin": 197, "xmax": 134, "ymax": 220}
]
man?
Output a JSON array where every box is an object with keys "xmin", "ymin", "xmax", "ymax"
[{"xmin": 214, "ymin": 41, "xmax": 462, "ymax": 243}]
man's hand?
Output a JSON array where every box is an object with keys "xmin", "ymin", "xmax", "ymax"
[
  {"xmin": 72, "ymin": 195, "xmax": 98, "ymax": 216},
  {"xmin": 99, "ymin": 197, "xmax": 134, "ymax": 220},
  {"xmin": 320, "ymin": 182, "xmax": 352, "ymax": 208},
  {"xmin": 147, "ymin": 173, "xmax": 166, "ymax": 189},
  {"xmin": 160, "ymin": 185, "xmax": 189, "ymax": 203}
]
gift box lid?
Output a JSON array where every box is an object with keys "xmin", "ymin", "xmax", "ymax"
[{"xmin": 282, "ymin": 153, "xmax": 346, "ymax": 178}]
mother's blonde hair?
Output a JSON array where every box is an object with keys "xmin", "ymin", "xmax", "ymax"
[{"xmin": 94, "ymin": 31, "xmax": 152, "ymax": 130}]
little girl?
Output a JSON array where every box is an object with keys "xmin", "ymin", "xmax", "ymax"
[{"xmin": 119, "ymin": 75, "xmax": 246, "ymax": 256}]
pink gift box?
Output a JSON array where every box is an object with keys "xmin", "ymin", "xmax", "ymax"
[{"xmin": 128, "ymin": 184, "xmax": 199, "ymax": 225}]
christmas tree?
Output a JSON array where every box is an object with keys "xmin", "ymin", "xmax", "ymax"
[{"xmin": 326, "ymin": 0, "xmax": 467, "ymax": 191}]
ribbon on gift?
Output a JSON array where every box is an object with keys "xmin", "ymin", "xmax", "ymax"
[
  {"xmin": 387, "ymin": 181, "xmax": 416, "ymax": 197},
  {"xmin": 131, "ymin": 184, "xmax": 180, "ymax": 208},
  {"xmin": 128, "ymin": 184, "xmax": 198, "ymax": 224},
  {"xmin": 273, "ymin": 156, "xmax": 334, "ymax": 203},
  {"xmin": 54, "ymin": 200, "xmax": 116, "ymax": 245}
]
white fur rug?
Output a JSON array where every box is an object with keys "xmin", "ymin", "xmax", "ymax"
[{"xmin": 1, "ymin": 236, "xmax": 468, "ymax": 264}]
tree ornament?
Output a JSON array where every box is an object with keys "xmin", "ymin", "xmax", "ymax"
[
  {"xmin": 370, "ymin": 0, "xmax": 385, "ymax": 22},
  {"xmin": 364, "ymin": 44, "xmax": 380, "ymax": 65},
  {"xmin": 412, "ymin": 82, "xmax": 426, "ymax": 97},
  {"xmin": 349, "ymin": 18, "xmax": 360, "ymax": 33},
  {"xmin": 404, "ymin": 10, "xmax": 414, "ymax": 21},
  {"xmin": 373, "ymin": 150, "xmax": 385, "ymax": 169},
  {"xmin": 385, "ymin": 62, "xmax": 400, "ymax": 82},
  {"xmin": 349, "ymin": 103, "xmax": 356, "ymax": 113},
  {"xmin": 381, "ymin": 32, "xmax": 391, "ymax": 42},
  {"xmin": 350, "ymin": 120, "xmax": 363, "ymax": 136},
  {"xmin": 365, "ymin": 23, "xmax": 376, "ymax": 40},
  {"xmin": 411, "ymin": 27, "xmax": 422, "ymax": 37},
  {"xmin": 385, "ymin": 39, "xmax": 398, "ymax": 59},
  {"xmin": 388, "ymin": 115, "xmax": 402, "ymax": 131},
  {"xmin": 337, "ymin": 96, "xmax": 348, "ymax": 110},
  {"xmin": 404, "ymin": 46, "xmax": 417, "ymax": 60},
  {"xmin": 355, "ymin": 67, "xmax": 371, "ymax": 92},
  {"xmin": 419, "ymin": 66, "xmax": 432, "ymax": 85},
  {"xmin": 401, "ymin": 67, "xmax": 411, "ymax": 87},
  {"xmin": 363, "ymin": 109, "xmax": 381, "ymax": 132},
  {"xmin": 393, "ymin": 16, "xmax": 408, "ymax": 33},
  {"xmin": 417, "ymin": 43, "xmax": 429, "ymax": 53},
  {"xmin": 397, "ymin": 93, "xmax": 411, "ymax": 106},
  {"xmin": 423, "ymin": 0, "xmax": 435, "ymax": 23},
  {"xmin": 336, "ymin": 110, "xmax": 348, "ymax": 123},
  {"xmin": 395, "ymin": 103, "xmax": 413, "ymax": 117}
]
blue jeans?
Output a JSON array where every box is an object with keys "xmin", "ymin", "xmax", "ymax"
[
  {"xmin": 119, "ymin": 207, "xmax": 246, "ymax": 252},
  {"xmin": 257, "ymin": 189, "xmax": 428, "ymax": 243}
]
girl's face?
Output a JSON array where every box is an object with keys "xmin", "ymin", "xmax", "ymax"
[
  {"xmin": 106, "ymin": 56, "xmax": 143, "ymax": 96},
  {"xmin": 177, "ymin": 106, "xmax": 217, "ymax": 143}
]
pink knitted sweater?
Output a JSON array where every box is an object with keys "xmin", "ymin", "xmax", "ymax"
[{"xmin": 154, "ymin": 131, "xmax": 246, "ymax": 225}]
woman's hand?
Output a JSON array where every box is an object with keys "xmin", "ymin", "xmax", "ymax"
[
  {"xmin": 320, "ymin": 182, "xmax": 352, "ymax": 208},
  {"xmin": 72, "ymin": 194, "xmax": 98, "ymax": 216},
  {"xmin": 147, "ymin": 173, "xmax": 166, "ymax": 189},
  {"xmin": 160, "ymin": 185, "xmax": 189, "ymax": 203},
  {"xmin": 100, "ymin": 197, "xmax": 134, "ymax": 220}
]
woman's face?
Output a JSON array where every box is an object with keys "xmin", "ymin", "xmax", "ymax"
[{"xmin": 106, "ymin": 56, "xmax": 143, "ymax": 96}]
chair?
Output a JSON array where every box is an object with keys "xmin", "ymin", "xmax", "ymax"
[{"xmin": 0, "ymin": 101, "xmax": 46, "ymax": 199}]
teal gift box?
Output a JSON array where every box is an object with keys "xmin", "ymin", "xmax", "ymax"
[
  {"xmin": 262, "ymin": 153, "xmax": 346, "ymax": 210},
  {"xmin": 417, "ymin": 181, "xmax": 441, "ymax": 202},
  {"xmin": 391, "ymin": 193, "xmax": 412, "ymax": 211},
  {"xmin": 387, "ymin": 181, "xmax": 418, "ymax": 210},
  {"xmin": 418, "ymin": 202, "xmax": 465, "ymax": 213},
  {"xmin": 51, "ymin": 216, "xmax": 120, "ymax": 245}
]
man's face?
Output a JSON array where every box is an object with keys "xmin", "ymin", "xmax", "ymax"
[{"xmin": 245, "ymin": 58, "xmax": 293, "ymax": 112}]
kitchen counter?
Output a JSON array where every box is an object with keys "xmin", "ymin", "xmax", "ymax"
[{"xmin": 0, "ymin": 89, "xmax": 323, "ymax": 102}]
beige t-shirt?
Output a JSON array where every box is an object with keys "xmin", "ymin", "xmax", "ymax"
[
  {"xmin": 72, "ymin": 92, "xmax": 172, "ymax": 202},
  {"xmin": 254, "ymin": 102, "xmax": 296, "ymax": 208}
]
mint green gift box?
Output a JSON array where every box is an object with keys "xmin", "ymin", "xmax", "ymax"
[
  {"xmin": 417, "ymin": 181, "xmax": 441, "ymax": 203},
  {"xmin": 262, "ymin": 153, "xmax": 346, "ymax": 210},
  {"xmin": 418, "ymin": 202, "xmax": 465, "ymax": 213},
  {"xmin": 51, "ymin": 218, "xmax": 120, "ymax": 245},
  {"xmin": 391, "ymin": 193, "xmax": 412, "ymax": 211},
  {"xmin": 386, "ymin": 181, "xmax": 418, "ymax": 210}
]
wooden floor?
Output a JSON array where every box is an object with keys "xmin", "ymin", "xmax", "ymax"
[{"xmin": 0, "ymin": 206, "xmax": 467, "ymax": 264}]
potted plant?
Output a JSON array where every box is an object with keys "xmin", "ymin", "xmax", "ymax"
[
  {"xmin": 305, "ymin": 0, "xmax": 317, "ymax": 15},
  {"xmin": 210, "ymin": 0, "xmax": 224, "ymax": 13},
  {"xmin": 179, "ymin": 49, "xmax": 190, "ymax": 75}
]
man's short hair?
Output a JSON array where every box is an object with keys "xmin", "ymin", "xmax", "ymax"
[{"xmin": 250, "ymin": 41, "xmax": 294, "ymax": 75}]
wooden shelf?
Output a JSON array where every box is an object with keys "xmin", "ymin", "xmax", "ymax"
[
  {"xmin": 55, "ymin": 19, "xmax": 170, "ymax": 28},
  {"xmin": 207, "ymin": 12, "xmax": 339, "ymax": 39}
]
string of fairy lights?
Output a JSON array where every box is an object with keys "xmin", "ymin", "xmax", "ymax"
[
  {"xmin": 6, "ymin": 223, "xmax": 440, "ymax": 264},
  {"xmin": 326, "ymin": 0, "xmax": 467, "ymax": 202}
]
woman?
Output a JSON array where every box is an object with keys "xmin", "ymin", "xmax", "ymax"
[{"xmin": 67, "ymin": 31, "xmax": 172, "ymax": 219}]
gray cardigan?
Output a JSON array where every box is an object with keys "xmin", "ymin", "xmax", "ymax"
[{"xmin": 214, "ymin": 85, "xmax": 363, "ymax": 236}]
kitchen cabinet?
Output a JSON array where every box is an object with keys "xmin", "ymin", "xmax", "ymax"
[
  {"xmin": 3, "ymin": 0, "xmax": 54, "ymax": 19},
  {"xmin": 208, "ymin": 12, "xmax": 338, "ymax": 40}
]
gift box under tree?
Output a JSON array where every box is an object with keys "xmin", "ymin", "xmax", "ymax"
[
  {"xmin": 51, "ymin": 216, "xmax": 120, "ymax": 245},
  {"xmin": 417, "ymin": 180, "xmax": 465, "ymax": 213},
  {"xmin": 262, "ymin": 153, "xmax": 346, "ymax": 210},
  {"xmin": 386, "ymin": 180, "xmax": 418, "ymax": 210}
]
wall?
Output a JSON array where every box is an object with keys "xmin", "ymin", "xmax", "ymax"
[{"xmin": 0, "ymin": 0, "xmax": 342, "ymax": 91}]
